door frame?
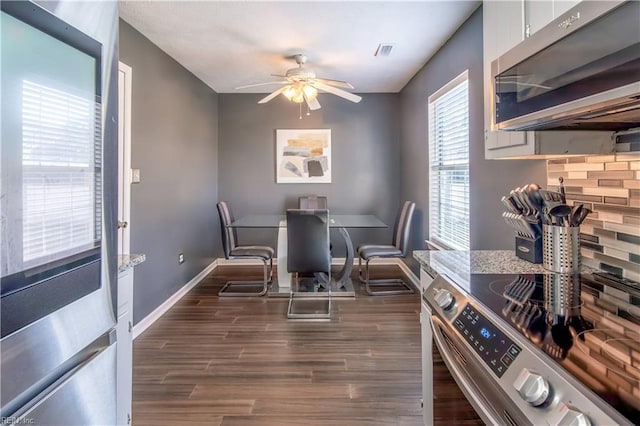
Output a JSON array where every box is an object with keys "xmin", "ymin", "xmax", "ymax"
[{"xmin": 118, "ymin": 61, "xmax": 132, "ymax": 255}]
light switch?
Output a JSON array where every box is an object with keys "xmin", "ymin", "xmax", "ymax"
[{"xmin": 131, "ymin": 168, "xmax": 141, "ymax": 184}]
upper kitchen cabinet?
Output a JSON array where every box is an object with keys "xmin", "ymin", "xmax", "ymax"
[
  {"xmin": 524, "ymin": 1, "xmax": 553, "ymax": 37},
  {"xmin": 551, "ymin": 1, "xmax": 582, "ymax": 21},
  {"xmin": 483, "ymin": 0, "xmax": 530, "ymax": 159},
  {"xmin": 524, "ymin": 1, "xmax": 582, "ymax": 37}
]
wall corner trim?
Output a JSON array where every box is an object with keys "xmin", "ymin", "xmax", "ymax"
[{"xmin": 132, "ymin": 259, "xmax": 218, "ymax": 339}]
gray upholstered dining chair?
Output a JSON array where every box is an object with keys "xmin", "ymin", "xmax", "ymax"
[
  {"xmin": 286, "ymin": 209, "xmax": 331, "ymax": 319},
  {"xmin": 217, "ymin": 201, "xmax": 274, "ymax": 296},
  {"xmin": 357, "ymin": 201, "xmax": 416, "ymax": 296},
  {"xmin": 298, "ymin": 195, "xmax": 328, "ymax": 210},
  {"xmin": 299, "ymin": 196, "xmax": 333, "ymax": 252}
]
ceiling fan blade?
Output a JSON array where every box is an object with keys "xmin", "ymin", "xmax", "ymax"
[
  {"xmin": 314, "ymin": 77, "xmax": 354, "ymax": 89},
  {"xmin": 258, "ymin": 86, "xmax": 288, "ymax": 104},
  {"xmin": 304, "ymin": 94, "xmax": 322, "ymax": 111},
  {"xmin": 270, "ymin": 74, "xmax": 288, "ymax": 78},
  {"xmin": 235, "ymin": 81, "xmax": 288, "ymax": 90},
  {"xmin": 312, "ymin": 81, "xmax": 362, "ymax": 103}
]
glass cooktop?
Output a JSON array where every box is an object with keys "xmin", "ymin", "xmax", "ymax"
[{"xmin": 462, "ymin": 272, "xmax": 640, "ymax": 424}]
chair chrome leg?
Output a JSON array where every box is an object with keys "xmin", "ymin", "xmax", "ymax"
[
  {"xmin": 267, "ymin": 258, "xmax": 274, "ymax": 283},
  {"xmin": 218, "ymin": 258, "xmax": 271, "ymax": 297},
  {"xmin": 287, "ymin": 273, "xmax": 331, "ymax": 320},
  {"xmin": 363, "ymin": 258, "xmax": 414, "ymax": 296}
]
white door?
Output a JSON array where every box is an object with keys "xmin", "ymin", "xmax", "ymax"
[{"xmin": 117, "ymin": 62, "xmax": 132, "ymax": 255}]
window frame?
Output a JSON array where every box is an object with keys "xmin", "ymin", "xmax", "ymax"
[
  {"xmin": 427, "ymin": 70, "xmax": 470, "ymax": 251},
  {"xmin": 21, "ymin": 79, "xmax": 102, "ymax": 268}
]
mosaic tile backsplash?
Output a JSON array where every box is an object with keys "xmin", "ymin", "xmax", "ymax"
[{"xmin": 547, "ymin": 153, "xmax": 640, "ymax": 282}]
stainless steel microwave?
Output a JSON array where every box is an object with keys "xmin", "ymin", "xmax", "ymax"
[{"xmin": 491, "ymin": 0, "xmax": 640, "ymax": 132}]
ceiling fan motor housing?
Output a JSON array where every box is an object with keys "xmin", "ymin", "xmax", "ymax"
[{"xmin": 286, "ymin": 67, "xmax": 316, "ymax": 81}]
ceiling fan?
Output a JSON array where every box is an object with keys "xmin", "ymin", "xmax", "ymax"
[{"xmin": 235, "ymin": 54, "xmax": 362, "ymax": 116}]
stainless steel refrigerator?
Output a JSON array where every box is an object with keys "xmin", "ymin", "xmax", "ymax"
[{"xmin": 1, "ymin": 1, "xmax": 119, "ymax": 424}]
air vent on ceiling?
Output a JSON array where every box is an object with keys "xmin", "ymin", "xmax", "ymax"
[{"xmin": 375, "ymin": 43, "xmax": 394, "ymax": 57}]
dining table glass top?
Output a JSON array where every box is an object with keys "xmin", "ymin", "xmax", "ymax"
[{"xmin": 229, "ymin": 214, "xmax": 387, "ymax": 228}]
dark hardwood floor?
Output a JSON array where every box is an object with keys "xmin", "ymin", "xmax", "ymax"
[{"xmin": 132, "ymin": 265, "xmax": 483, "ymax": 425}]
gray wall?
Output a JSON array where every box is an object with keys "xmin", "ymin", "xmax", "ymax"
[
  {"xmin": 119, "ymin": 21, "xmax": 220, "ymax": 324},
  {"xmin": 218, "ymin": 94, "xmax": 401, "ymax": 255},
  {"xmin": 399, "ymin": 6, "xmax": 546, "ymax": 269}
]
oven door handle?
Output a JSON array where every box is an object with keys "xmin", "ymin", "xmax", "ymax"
[{"xmin": 431, "ymin": 316, "xmax": 505, "ymax": 426}]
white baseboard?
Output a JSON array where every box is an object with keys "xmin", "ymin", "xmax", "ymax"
[
  {"xmin": 215, "ymin": 258, "xmax": 271, "ymax": 266},
  {"xmin": 133, "ymin": 256, "xmax": 419, "ymax": 339},
  {"xmin": 216, "ymin": 257, "xmax": 398, "ymax": 266},
  {"xmin": 132, "ymin": 259, "xmax": 218, "ymax": 340}
]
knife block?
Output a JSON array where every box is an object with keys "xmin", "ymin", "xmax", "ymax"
[{"xmin": 515, "ymin": 234, "xmax": 542, "ymax": 264}]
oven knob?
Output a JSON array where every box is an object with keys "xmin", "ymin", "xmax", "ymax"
[
  {"xmin": 513, "ymin": 369, "xmax": 550, "ymax": 407},
  {"xmin": 551, "ymin": 404, "xmax": 591, "ymax": 426},
  {"xmin": 434, "ymin": 289, "xmax": 455, "ymax": 311}
]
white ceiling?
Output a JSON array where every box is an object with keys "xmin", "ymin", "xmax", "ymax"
[{"xmin": 119, "ymin": 1, "xmax": 480, "ymax": 94}]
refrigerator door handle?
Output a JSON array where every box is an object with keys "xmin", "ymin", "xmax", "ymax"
[{"xmin": 11, "ymin": 341, "xmax": 117, "ymax": 426}]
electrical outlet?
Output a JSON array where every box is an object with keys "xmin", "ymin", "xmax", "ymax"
[{"xmin": 178, "ymin": 253, "xmax": 184, "ymax": 264}]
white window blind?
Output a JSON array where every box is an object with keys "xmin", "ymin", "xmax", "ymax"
[
  {"xmin": 428, "ymin": 72, "xmax": 470, "ymax": 250},
  {"xmin": 22, "ymin": 80, "xmax": 101, "ymax": 264}
]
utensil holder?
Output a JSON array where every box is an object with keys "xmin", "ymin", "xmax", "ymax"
[
  {"xmin": 542, "ymin": 225, "xmax": 581, "ymax": 273},
  {"xmin": 543, "ymin": 274, "xmax": 581, "ymax": 318}
]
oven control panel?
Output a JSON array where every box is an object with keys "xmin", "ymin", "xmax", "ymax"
[{"xmin": 454, "ymin": 303, "xmax": 521, "ymax": 378}]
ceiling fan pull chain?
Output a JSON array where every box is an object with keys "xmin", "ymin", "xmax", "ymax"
[
  {"xmin": 306, "ymin": 104, "xmax": 311, "ymax": 117},
  {"xmin": 299, "ymin": 103, "xmax": 302, "ymax": 120}
]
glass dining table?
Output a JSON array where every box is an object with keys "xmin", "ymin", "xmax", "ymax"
[{"xmin": 229, "ymin": 214, "xmax": 387, "ymax": 297}]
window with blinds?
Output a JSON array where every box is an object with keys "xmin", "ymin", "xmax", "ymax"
[
  {"xmin": 22, "ymin": 79, "xmax": 101, "ymax": 265},
  {"xmin": 428, "ymin": 71, "xmax": 470, "ymax": 250}
]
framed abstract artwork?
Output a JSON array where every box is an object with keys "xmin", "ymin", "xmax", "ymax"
[{"xmin": 276, "ymin": 129, "xmax": 331, "ymax": 183}]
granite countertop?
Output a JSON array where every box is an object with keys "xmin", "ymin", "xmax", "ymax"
[
  {"xmin": 118, "ymin": 253, "xmax": 146, "ymax": 273},
  {"xmin": 413, "ymin": 250, "xmax": 595, "ymax": 288}
]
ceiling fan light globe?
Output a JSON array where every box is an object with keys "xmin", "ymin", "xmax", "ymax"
[
  {"xmin": 291, "ymin": 91, "xmax": 305, "ymax": 103},
  {"xmin": 302, "ymin": 85, "xmax": 318, "ymax": 101},
  {"xmin": 282, "ymin": 85, "xmax": 296, "ymax": 101}
]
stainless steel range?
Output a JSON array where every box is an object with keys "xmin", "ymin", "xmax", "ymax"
[{"xmin": 422, "ymin": 271, "xmax": 639, "ymax": 425}]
